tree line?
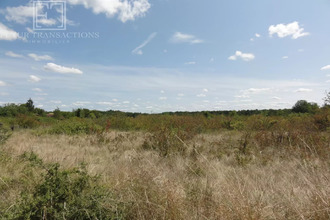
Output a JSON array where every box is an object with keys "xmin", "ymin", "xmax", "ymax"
[{"xmin": 0, "ymin": 91, "xmax": 329, "ymax": 119}]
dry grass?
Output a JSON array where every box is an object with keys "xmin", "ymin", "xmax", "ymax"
[{"xmin": 1, "ymin": 130, "xmax": 329, "ymax": 219}]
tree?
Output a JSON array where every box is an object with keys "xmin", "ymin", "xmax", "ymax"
[
  {"xmin": 324, "ymin": 91, "xmax": 330, "ymax": 106},
  {"xmin": 26, "ymin": 98, "xmax": 34, "ymax": 112},
  {"xmin": 53, "ymin": 108, "xmax": 62, "ymax": 119},
  {"xmin": 292, "ymin": 100, "xmax": 319, "ymax": 114}
]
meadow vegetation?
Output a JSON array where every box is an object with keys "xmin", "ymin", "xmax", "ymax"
[{"xmin": 0, "ymin": 96, "xmax": 329, "ymax": 219}]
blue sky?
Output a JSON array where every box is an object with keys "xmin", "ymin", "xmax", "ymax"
[{"xmin": 0, "ymin": 0, "xmax": 329, "ymax": 112}]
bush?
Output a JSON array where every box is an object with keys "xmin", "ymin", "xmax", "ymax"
[
  {"xmin": 16, "ymin": 114, "xmax": 40, "ymax": 128},
  {"xmin": 142, "ymin": 126, "xmax": 192, "ymax": 157},
  {"xmin": 46, "ymin": 118, "xmax": 104, "ymax": 135},
  {"xmin": 6, "ymin": 153, "xmax": 126, "ymax": 220},
  {"xmin": 0, "ymin": 126, "xmax": 11, "ymax": 144}
]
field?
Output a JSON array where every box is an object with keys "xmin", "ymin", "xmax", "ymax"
[{"xmin": 0, "ymin": 108, "xmax": 329, "ymax": 219}]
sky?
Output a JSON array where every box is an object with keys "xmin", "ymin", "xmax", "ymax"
[{"xmin": 0, "ymin": 0, "xmax": 329, "ymax": 113}]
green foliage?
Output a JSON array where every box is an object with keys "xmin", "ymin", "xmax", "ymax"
[
  {"xmin": 46, "ymin": 118, "xmax": 104, "ymax": 135},
  {"xmin": 16, "ymin": 114, "xmax": 40, "ymax": 128},
  {"xmin": 34, "ymin": 107, "xmax": 46, "ymax": 117},
  {"xmin": 6, "ymin": 154, "xmax": 125, "ymax": 220},
  {"xmin": 292, "ymin": 100, "xmax": 319, "ymax": 114},
  {"xmin": 53, "ymin": 108, "xmax": 63, "ymax": 120},
  {"xmin": 0, "ymin": 126, "xmax": 11, "ymax": 145},
  {"xmin": 324, "ymin": 91, "xmax": 330, "ymax": 106},
  {"xmin": 25, "ymin": 98, "xmax": 34, "ymax": 112},
  {"xmin": 0, "ymin": 103, "xmax": 28, "ymax": 117}
]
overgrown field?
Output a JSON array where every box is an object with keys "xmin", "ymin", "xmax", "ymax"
[{"xmin": 0, "ymin": 109, "xmax": 329, "ymax": 219}]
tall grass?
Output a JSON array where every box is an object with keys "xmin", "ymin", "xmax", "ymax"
[{"xmin": 1, "ymin": 124, "xmax": 329, "ymax": 219}]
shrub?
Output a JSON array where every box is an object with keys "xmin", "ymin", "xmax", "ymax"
[
  {"xmin": 6, "ymin": 154, "xmax": 126, "ymax": 220},
  {"xmin": 46, "ymin": 119, "xmax": 103, "ymax": 135},
  {"xmin": 313, "ymin": 107, "xmax": 330, "ymax": 131},
  {"xmin": 0, "ymin": 126, "xmax": 11, "ymax": 144},
  {"xmin": 142, "ymin": 126, "xmax": 191, "ymax": 157},
  {"xmin": 16, "ymin": 114, "xmax": 40, "ymax": 129}
]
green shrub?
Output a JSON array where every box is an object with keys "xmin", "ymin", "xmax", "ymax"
[
  {"xmin": 46, "ymin": 119, "xmax": 103, "ymax": 135},
  {"xmin": 15, "ymin": 114, "xmax": 40, "ymax": 129},
  {"xmin": 0, "ymin": 126, "xmax": 11, "ymax": 145},
  {"xmin": 6, "ymin": 154, "xmax": 126, "ymax": 220}
]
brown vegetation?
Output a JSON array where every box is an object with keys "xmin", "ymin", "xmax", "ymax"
[{"xmin": 1, "ymin": 124, "xmax": 329, "ymax": 219}]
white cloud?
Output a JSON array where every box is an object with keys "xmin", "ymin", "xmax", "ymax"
[
  {"xmin": 50, "ymin": 100, "xmax": 62, "ymax": 104},
  {"xmin": 73, "ymin": 101, "xmax": 91, "ymax": 106},
  {"xmin": 203, "ymin": 88, "xmax": 209, "ymax": 92},
  {"xmin": 32, "ymin": 88, "xmax": 42, "ymax": 92},
  {"xmin": 132, "ymin": 32, "xmax": 157, "ymax": 55},
  {"xmin": 0, "ymin": 23, "xmax": 20, "ymax": 41},
  {"xmin": 282, "ymin": 56, "xmax": 289, "ymax": 59},
  {"xmin": 236, "ymin": 88, "xmax": 270, "ymax": 98},
  {"xmin": 295, "ymin": 88, "xmax": 312, "ymax": 93},
  {"xmin": 184, "ymin": 61, "xmax": 196, "ymax": 65},
  {"xmin": 321, "ymin": 65, "xmax": 330, "ymax": 71},
  {"xmin": 37, "ymin": 18, "xmax": 57, "ymax": 26},
  {"xmin": 255, "ymin": 33, "xmax": 261, "ymax": 38},
  {"xmin": 269, "ymin": 21, "xmax": 309, "ymax": 39},
  {"xmin": 66, "ymin": 0, "xmax": 150, "ymax": 23},
  {"xmin": 2, "ymin": 3, "xmax": 65, "ymax": 27},
  {"xmin": 246, "ymin": 88, "xmax": 270, "ymax": 93},
  {"xmin": 170, "ymin": 32, "xmax": 204, "ymax": 44},
  {"xmin": 197, "ymin": 94, "xmax": 206, "ymax": 97},
  {"xmin": 160, "ymin": 90, "xmax": 165, "ymax": 94},
  {"xmin": 5, "ymin": 51, "xmax": 23, "ymax": 58},
  {"xmin": 44, "ymin": 63, "xmax": 83, "ymax": 74},
  {"xmin": 66, "ymin": 18, "xmax": 79, "ymax": 26},
  {"xmin": 96, "ymin": 102, "xmax": 113, "ymax": 105},
  {"xmin": 29, "ymin": 53, "xmax": 54, "ymax": 61},
  {"xmin": 272, "ymin": 96, "xmax": 281, "ymax": 100},
  {"xmin": 235, "ymin": 95, "xmax": 250, "ymax": 98},
  {"xmin": 2, "ymin": 1, "xmax": 149, "ymax": 24},
  {"xmin": 159, "ymin": 97, "xmax": 167, "ymax": 100},
  {"xmin": 1, "ymin": 4, "xmax": 37, "ymax": 24},
  {"xmin": 26, "ymin": 27, "xmax": 34, "ymax": 33},
  {"xmin": 229, "ymin": 51, "xmax": 255, "ymax": 61},
  {"xmin": 29, "ymin": 75, "xmax": 41, "ymax": 82},
  {"xmin": 0, "ymin": 81, "xmax": 6, "ymax": 86}
]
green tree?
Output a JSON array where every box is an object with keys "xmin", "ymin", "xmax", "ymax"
[
  {"xmin": 292, "ymin": 100, "xmax": 319, "ymax": 113},
  {"xmin": 324, "ymin": 91, "xmax": 330, "ymax": 106},
  {"xmin": 53, "ymin": 108, "xmax": 62, "ymax": 119},
  {"xmin": 34, "ymin": 107, "xmax": 46, "ymax": 116},
  {"xmin": 26, "ymin": 98, "xmax": 34, "ymax": 112}
]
